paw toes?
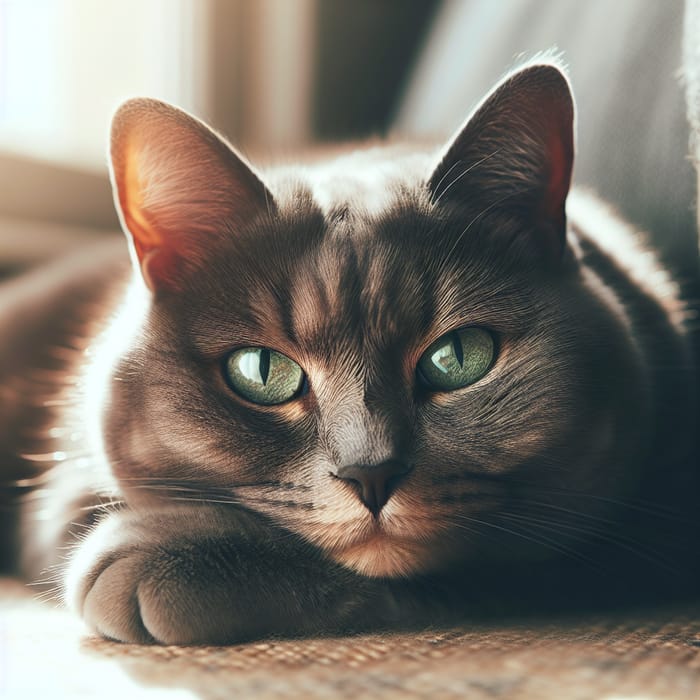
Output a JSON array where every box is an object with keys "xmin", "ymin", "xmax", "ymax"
[{"xmin": 82, "ymin": 557, "xmax": 154, "ymax": 644}]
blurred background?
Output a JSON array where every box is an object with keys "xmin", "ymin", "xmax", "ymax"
[{"xmin": 0, "ymin": 0, "xmax": 696, "ymax": 279}]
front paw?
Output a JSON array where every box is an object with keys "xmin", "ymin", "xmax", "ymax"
[
  {"xmin": 65, "ymin": 513, "xmax": 194, "ymax": 644},
  {"xmin": 64, "ymin": 507, "xmax": 369, "ymax": 644},
  {"xmin": 74, "ymin": 542, "xmax": 158, "ymax": 644},
  {"xmin": 65, "ymin": 511, "xmax": 231, "ymax": 644}
]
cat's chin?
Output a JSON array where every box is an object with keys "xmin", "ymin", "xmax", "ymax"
[{"xmin": 330, "ymin": 534, "xmax": 433, "ymax": 578}]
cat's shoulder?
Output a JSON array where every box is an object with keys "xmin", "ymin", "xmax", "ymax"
[{"xmin": 567, "ymin": 188, "xmax": 687, "ymax": 327}]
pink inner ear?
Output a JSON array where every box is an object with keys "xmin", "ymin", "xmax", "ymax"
[
  {"xmin": 539, "ymin": 103, "xmax": 574, "ymax": 256},
  {"xmin": 543, "ymin": 125, "xmax": 573, "ymax": 220}
]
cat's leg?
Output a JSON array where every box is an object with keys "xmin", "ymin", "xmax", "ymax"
[{"xmin": 64, "ymin": 505, "xmax": 396, "ymax": 644}]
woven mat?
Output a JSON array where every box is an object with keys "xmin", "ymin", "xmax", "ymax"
[{"xmin": 2, "ymin": 577, "xmax": 700, "ymax": 700}]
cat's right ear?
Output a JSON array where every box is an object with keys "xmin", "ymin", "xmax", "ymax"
[{"xmin": 109, "ymin": 99, "xmax": 274, "ymax": 293}]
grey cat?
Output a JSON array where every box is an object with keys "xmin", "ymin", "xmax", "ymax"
[{"xmin": 1, "ymin": 60, "xmax": 698, "ymax": 644}]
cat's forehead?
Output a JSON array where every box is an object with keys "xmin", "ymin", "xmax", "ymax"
[
  {"xmin": 287, "ymin": 224, "xmax": 431, "ymax": 347},
  {"xmin": 225, "ymin": 210, "xmax": 496, "ymax": 357},
  {"xmin": 268, "ymin": 146, "xmax": 435, "ymax": 222}
]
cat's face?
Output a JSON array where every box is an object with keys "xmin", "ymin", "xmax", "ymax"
[{"xmin": 102, "ymin": 62, "xmax": 647, "ymax": 577}]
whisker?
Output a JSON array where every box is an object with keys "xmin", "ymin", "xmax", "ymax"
[
  {"xmin": 449, "ymin": 511, "xmax": 606, "ymax": 572},
  {"xmin": 500, "ymin": 510, "xmax": 679, "ymax": 569},
  {"xmin": 438, "ymin": 186, "xmax": 527, "ymax": 270},
  {"xmin": 76, "ymin": 499, "xmax": 126, "ymax": 513},
  {"xmin": 167, "ymin": 494, "xmax": 317, "ymax": 511},
  {"xmin": 116, "ymin": 476, "xmax": 310, "ymax": 491},
  {"xmin": 432, "ymin": 149, "xmax": 503, "ymax": 207},
  {"xmin": 527, "ymin": 486, "xmax": 687, "ymax": 521},
  {"xmin": 442, "ymin": 198, "xmax": 502, "ymax": 264},
  {"xmin": 429, "ymin": 159, "xmax": 462, "ymax": 203},
  {"xmin": 435, "ymin": 469, "xmax": 689, "ymax": 522}
]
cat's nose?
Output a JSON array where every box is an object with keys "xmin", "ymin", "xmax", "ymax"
[{"xmin": 335, "ymin": 460, "xmax": 412, "ymax": 517}]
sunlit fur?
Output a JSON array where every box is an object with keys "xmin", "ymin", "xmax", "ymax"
[{"xmin": 2, "ymin": 62, "xmax": 697, "ymax": 645}]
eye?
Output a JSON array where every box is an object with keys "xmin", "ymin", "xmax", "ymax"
[
  {"xmin": 417, "ymin": 327, "xmax": 495, "ymax": 391},
  {"xmin": 225, "ymin": 347, "xmax": 305, "ymax": 405}
]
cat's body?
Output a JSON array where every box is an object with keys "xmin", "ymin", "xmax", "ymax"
[{"xmin": 1, "ymin": 62, "xmax": 698, "ymax": 644}]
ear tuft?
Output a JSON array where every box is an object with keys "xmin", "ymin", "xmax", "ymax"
[{"xmin": 110, "ymin": 98, "xmax": 275, "ymax": 292}]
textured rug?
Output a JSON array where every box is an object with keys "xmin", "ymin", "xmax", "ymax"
[{"xmin": 2, "ymin": 577, "xmax": 700, "ymax": 699}]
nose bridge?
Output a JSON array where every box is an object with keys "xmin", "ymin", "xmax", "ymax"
[
  {"xmin": 316, "ymin": 336, "xmax": 412, "ymax": 468},
  {"xmin": 327, "ymin": 398, "xmax": 396, "ymax": 468},
  {"xmin": 328, "ymin": 378, "xmax": 414, "ymax": 518}
]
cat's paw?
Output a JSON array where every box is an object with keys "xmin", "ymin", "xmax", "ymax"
[
  {"xmin": 68, "ymin": 530, "xmax": 158, "ymax": 644},
  {"xmin": 64, "ymin": 507, "xmax": 368, "ymax": 644},
  {"xmin": 65, "ymin": 509, "xmax": 261, "ymax": 644}
]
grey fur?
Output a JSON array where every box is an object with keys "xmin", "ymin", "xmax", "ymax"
[{"xmin": 1, "ymin": 62, "xmax": 697, "ymax": 644}]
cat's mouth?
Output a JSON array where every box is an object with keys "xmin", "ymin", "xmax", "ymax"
[
  {"xmin": 287, "ymin": 479, "xmax": 453, "ymax": 577},
  {"xmin": 329, "ymin": 531, "xmax": 433, "ymax": 577},
  {"xmin": 321, "ymin": 508, "xmax": 451, "ymax": 576}
]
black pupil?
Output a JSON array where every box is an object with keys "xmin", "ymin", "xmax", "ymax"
[
  {"xmin": 451, "ymin": 332, "xmax": 464, "ymax": 368},
  {"xmin": 259, "ymin": 349, "xmax": 270, "ymax": 385}
]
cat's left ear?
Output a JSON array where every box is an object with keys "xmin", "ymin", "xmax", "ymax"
[{"xmin": 428, "ymin": 62, "xmax": 575, "ymax": 259}]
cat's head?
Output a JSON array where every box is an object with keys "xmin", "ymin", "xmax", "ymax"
[{"xmin": 102, "ymin": 61, "xmax": 647, "ymax": 577}]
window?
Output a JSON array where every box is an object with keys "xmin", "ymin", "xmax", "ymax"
[{"xmin": 0, "ymin": 0, "xmax": 201, "ymax": 171}]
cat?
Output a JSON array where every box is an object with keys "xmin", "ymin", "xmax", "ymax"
[{"xmin": 1, "ymin": 58, "xmax": 698, "ymax": 645}]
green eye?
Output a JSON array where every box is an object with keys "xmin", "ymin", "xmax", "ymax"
[
  {"xmin": 418, "ymin": 327, "xmax": 495, "ymax": 391},
  {"xmin": 225, "ymin": 347, "xmax": 305, "ymax": 405}
]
